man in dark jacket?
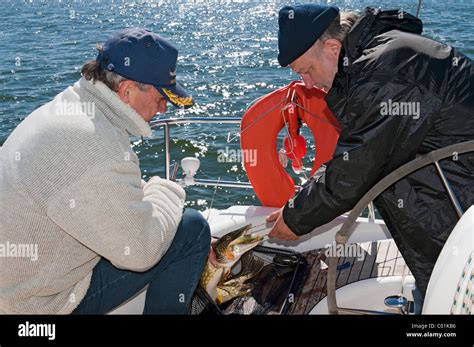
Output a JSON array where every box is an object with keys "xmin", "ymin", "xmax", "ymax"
[{"xmin": 267, "ymin": 4, "xmax": 474, "ymax": 298}]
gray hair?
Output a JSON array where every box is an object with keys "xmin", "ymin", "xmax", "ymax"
[{"xmin": 319, "ymin": 11, "xmax": 360, "ymax": 43}]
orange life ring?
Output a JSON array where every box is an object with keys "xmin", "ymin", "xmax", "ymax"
[{"xmin": 240, "ymin": 80, "xmax": 341, "ymax": 207}]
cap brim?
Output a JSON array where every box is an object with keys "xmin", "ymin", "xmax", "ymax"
[{"xmin": 156, "ymin": 82, "xmax": 195, "ymax": 109}]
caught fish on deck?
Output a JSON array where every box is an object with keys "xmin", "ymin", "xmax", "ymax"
[
  {"xmin": 200, "ymin": 224, "xmax": 264, "ymax": 302},
  {"xmin": 216, "ymin": 251, "xmax": 265, "ymax": 304}
]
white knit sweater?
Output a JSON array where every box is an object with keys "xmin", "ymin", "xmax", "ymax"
[{"xmin": 0, "ymin": 78, "xmax": 185, "ymax": 314}]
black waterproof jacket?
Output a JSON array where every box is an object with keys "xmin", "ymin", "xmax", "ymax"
[{"xmin": 283, "ymin": 7, "xmax": 474, "ymax": 296}]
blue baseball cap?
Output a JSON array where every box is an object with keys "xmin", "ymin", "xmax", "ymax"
[
  {"xmin": 278, "ymin": 4, "xmax": 340, "ymax": 67},
  {"xmin": 96, "ymin": 28, "xmax": 194, "ymax": 108}
]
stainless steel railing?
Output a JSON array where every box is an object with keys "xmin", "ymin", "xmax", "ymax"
[{"xmin": 149, "ymin": 116, "xmax": 255, "ymax": 189}]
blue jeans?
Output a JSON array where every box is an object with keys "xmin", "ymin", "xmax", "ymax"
[{"xmin": 72, "ymin": 209, "xmax": 211, "ymax": 314}]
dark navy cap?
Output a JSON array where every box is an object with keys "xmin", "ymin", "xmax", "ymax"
[
  {"xmin": 278, "ymin": 4, "xmax": 339, "ymax": 67},
  {"xmin": 97, "ymin": 28, "xmax": 194, "ymax": 108}
]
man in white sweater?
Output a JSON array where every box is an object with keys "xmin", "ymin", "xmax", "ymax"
[{"xmin": 0, "ymin": 28, "xmax": 210, "ymax": 314}]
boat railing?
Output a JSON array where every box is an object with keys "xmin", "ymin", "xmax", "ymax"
[{"xmin": 149, "ymin": 116, "xmax": 256, "ymax": 189}]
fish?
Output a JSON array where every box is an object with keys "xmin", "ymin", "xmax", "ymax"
[
  {"xmin": 216, "ymin": 252, "xmax": 265, "ymax": 304},
  {"xmin": 200, "ymin": 261, "xmax": 224, "ymax": 301},
  {"xmin": 216, "ymin": 283, "xmax": 254, "ymax": 305},
  {"xmin": 221, "ymin": 251, "xmax": 265, "ymax": 287},
  {"xmin": 200, "ymin": 224, "xmax": 263, "ymax": 302},
  {"xmin": 213, "ymin": 224, "xmax": 263, "ymax": 267}
]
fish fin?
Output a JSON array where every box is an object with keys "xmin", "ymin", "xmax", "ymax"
[{"xmin": 239, "ymin": 252, "xmax": 265, "ymax": 281}]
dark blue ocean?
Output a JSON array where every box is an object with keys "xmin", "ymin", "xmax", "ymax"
[{"xmin": 1, "ymin": 0, "xmax": 473, "ymax": 209}]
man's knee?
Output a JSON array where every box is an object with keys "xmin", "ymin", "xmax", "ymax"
[{"xmin": 181, "ymin": 208, "xmax": 211, "ymax": 250}]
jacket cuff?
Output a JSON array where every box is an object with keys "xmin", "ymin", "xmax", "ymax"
[{"xmin": 282, "ymin": 203, "xmax": 307, "ymax": 236}]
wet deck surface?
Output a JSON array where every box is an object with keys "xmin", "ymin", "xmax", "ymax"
[{"xmin": 289, "ymin": 239, "xmax": 411, "ymax": 314}]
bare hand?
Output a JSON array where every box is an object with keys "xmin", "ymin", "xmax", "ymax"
[{"xmin": 266, "ymin": 208, "xmax": 299, "ymax": 241}]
